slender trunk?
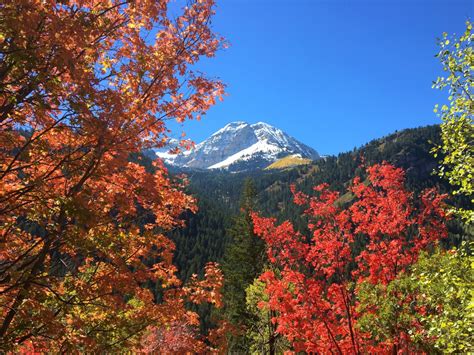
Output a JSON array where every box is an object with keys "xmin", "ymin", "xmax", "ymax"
[
  {"xmin": 0, "ymin": 238, "xmax": 52, "ymax": 340},
  {"xmin": 323, "ymin": 320, "xmax": 343, "ymax": 355},
  {"xmin": 268, "ymin": 309, "xmax": 277, "ymax": 355},
  {"xmin": 341, "ymin": 287, "xmax": 360, "ymax": 354},
  {"xmin": 269, "ymin": 334, "xmax": 275, "ymax": 355},
  {"xmin": 0, "ymin": 207, "xmax": 68, "ymax": 342}
]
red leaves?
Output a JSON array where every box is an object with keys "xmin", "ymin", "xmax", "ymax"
[
  {"xmin": 350, "ymin": 165, "xmax": 413, "ymax": 239},
  {"xmin": 252, "ymin": 163, "xmax": 448, "ymax": 353},
  {"xmin": 141, "ymin": 321, "xmax": 206, "ymax": 353}
]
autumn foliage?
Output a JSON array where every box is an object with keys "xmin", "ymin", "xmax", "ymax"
[
  {"xmin": 141, "ymin": 262, "xmax": 225, "ymax": 353},
  {"xmin": 0, "ymin": 0, "xmax": 225, "ymax": 351},
  {"xmin": 252, "ymin": 163, "xmax": 448, "ymax": 353}
]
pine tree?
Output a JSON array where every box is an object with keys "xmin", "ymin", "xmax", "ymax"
[{"xmin": 221, "ymin": 179, "xmax": 266, "ymax": 351}]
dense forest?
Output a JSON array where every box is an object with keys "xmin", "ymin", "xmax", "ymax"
[
  {"xmin": 0, "ymin": 0, "xmax": 472, "ymax": 353},
  {"xmin": 170, "ymin": 124, "xmax": 470, "ymax": 286}
]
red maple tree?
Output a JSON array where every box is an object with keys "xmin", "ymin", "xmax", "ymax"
[{"xmin": 252, "ymin": 163, "xmax": 448, "ymax": 353}]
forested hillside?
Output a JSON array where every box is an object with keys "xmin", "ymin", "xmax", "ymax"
[{"xmin": 170, "ymin": 125, "xmax": 470, "ymax": 287}]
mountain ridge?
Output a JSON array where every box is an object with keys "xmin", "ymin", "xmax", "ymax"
[{"xmin": 154, "ymin": 121, "xmax": 320, "ymax": 171}]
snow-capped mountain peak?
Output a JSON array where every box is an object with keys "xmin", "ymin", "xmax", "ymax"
[
  {"xmin": 210, "ymin": 121, "xmax": 248, "ymax": 137},
  {"xmin": 155, "ymin": 121, "xmax": 319, "ymax": 171}
]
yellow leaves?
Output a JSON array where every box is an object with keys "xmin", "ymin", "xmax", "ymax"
[
  {"xmin": 127, "ymin": 21, "xmax": 144, "ymax": 30},
  {"xmin": 101, "ymin": 58, "xmax": 112, "ymax": 73},
  {"xmin": 434, "ymin": 21, "xmax": 474, "ymax": 223},
  {"xmin": 153, "ymin": 50, "xmax": 165, "ymax": 63}
]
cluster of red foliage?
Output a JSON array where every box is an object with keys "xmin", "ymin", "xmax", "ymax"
[
  {"xmin": 252, "ymin": 163, "xmax": 448, "ymax": 353},
  {"xmin": 141, "ymin": 318, "xmax": 235, "ymax": 354}
]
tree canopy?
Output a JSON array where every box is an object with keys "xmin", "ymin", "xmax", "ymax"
[{"xmin": 0, "ymin": 0, "xmax": 225, "ymax": 351}]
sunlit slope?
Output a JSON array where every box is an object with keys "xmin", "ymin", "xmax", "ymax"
[{"xmin": 265, "ymin": 154, "xmax": 313, "ymax": 170}]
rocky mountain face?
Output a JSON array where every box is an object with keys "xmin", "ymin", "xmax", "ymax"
[{"xmin": 154, "ymin": 121, "xmax": 320, "ymax": 171}]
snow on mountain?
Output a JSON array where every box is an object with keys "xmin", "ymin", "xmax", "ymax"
[
  {"xmin": 208, "ymin": 139, "xmax": 282, "ymax": 169},
  {"xmin": 154, "ymin": 121, "xmax": 320, "ymax": 171},
  {"xmin": 151, "ymin": 138, "xmax": 179, "ymax": 163}
]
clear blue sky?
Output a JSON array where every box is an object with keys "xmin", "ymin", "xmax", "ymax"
[{"xmin": 169, "ymin": 0, "xmax": 473, "ymax": 156}]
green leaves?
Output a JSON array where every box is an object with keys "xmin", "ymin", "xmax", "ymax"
[
  {"xmin": 411, "ymin": 244, "xmax": 474, "ymax": 353},
  {"xmin": 432, "ymin": 21, "xmax": 474, "ymax": 224},
  {"xmin": 357, "ymin": 244, "xmax": 474, "ymax": 353}
]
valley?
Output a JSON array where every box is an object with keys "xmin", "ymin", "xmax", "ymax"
[{"xmin": 157, "ymin": 124, "xmax": 468, "ymax": 282}]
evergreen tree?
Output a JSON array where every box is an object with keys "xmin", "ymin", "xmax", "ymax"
[{"xmin": 221, "ymin": 179, "xmax": 266, "ymax": 351}]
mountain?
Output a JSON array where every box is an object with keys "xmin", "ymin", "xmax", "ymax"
[{"xmin": 154, "ymin": 121, "xmax": 320, "ymax": 171}]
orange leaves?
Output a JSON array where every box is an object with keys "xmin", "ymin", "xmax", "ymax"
[
  {"xmin": 0, "ymin": 0, "xmax": 225, "ymax": 351},
  {"xmin": 140, "ymin": 263, "xmax": 227, "ymax": 353},
  {"xmin": 184, "ymin": 262, "xmax": 224, "ymax": 308},
  {"xmin": 252, "ymin": 163, "xmax": 448, "ymax": 353}
]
